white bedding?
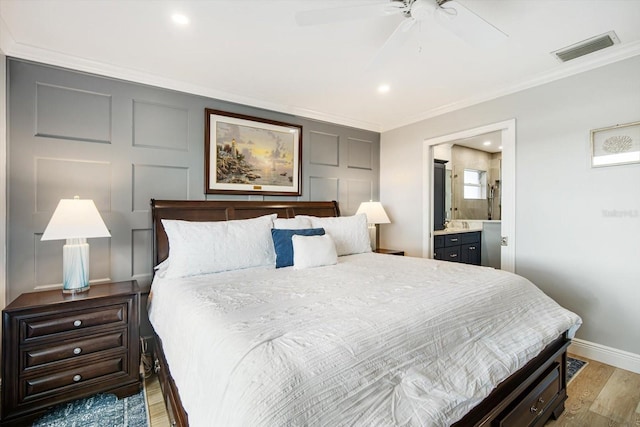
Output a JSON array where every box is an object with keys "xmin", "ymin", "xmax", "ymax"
[{"xmin": 148, "ymin": 253, "xmax": 581, "ymax": 427}]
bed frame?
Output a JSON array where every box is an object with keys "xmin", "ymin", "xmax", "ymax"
[{"xmin": 149, "ymin": 199, "xmax": 570, "ymax": 427}]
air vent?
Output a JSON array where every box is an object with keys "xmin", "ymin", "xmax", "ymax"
[{"xmin": 552, "ymin": 31, "xmax": 620, "ymax": 62}]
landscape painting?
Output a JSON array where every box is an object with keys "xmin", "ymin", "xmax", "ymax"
[{"xmin": 205, "ymin": 109, "xmax": 302, "ymax": 195}]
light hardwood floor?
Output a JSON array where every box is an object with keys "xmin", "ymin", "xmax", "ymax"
[{"xmin": 144, "ymin": 354, "xmax": 640, "ymax": 426}]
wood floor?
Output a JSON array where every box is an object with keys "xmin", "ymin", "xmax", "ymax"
[{"xmin": 144, "ymin": 354, "xmax": 640, "ymax": 426}]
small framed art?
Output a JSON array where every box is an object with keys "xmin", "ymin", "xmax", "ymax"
[
  {"xmin": 591, "ymin": 121, "xmax": 640, "ymax": 167},
  {"xmin": 205, "ymin": 109, "xmax": 302, "ymax": 195}
]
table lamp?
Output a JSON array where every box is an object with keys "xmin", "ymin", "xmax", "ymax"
[
  {"xmin": 356, "ymin": 201, "xmax": 390, "ymax": 250},
  {"xmin": 41, "ymin": 196, "xmax": 111, "ymax": 294}
]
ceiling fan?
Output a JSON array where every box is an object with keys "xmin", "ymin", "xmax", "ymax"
[{"xmin": 296, "ymin": 0, "xmax": 508, "ymax": 68}]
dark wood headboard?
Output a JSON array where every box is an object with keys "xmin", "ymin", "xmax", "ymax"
[{"xmin": 150, "ymin": 199, "xmax": 340, "ymax": 266}]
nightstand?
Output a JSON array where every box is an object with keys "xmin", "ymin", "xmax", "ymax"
[
  {"xmin": 375, "ymin": 248, "xmax": 405, "ymax": 256},
  {"xmin": 1, "ymin": 281, "xmax": 141, "ymax": 425}
]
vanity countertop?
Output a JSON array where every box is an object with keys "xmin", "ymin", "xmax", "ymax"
[{"xmin": 433, "ymin": 227, "xmax": 482, "ymax": 236}]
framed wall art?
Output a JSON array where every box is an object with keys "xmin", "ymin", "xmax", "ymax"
[
  {"xmin": 591, "ymin": 121, "xmax": 640, "ymax": 167},
  {"xmin": 205, "ymin": 109, "xmax": 302, "ymax": 195}
]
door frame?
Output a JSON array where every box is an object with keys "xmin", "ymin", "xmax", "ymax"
[{"xmin": 422, "ymin": 119, "xmax": 516, "ymax": 272}]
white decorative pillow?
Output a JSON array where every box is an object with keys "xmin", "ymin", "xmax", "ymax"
[
  {"xmin": 292, "ymin": 234, "xmax": 338, "ymax": 269},
  {"xmin": 296, "ymin": 214, "xmax": 371, "ymax": 256},
  {"xmin": 161, "ymin": 214, "xmax": 276, "ymax": 279},
  {"xmin": 273, "ymin": 217, "xmax": 312, "ymax": 230}
]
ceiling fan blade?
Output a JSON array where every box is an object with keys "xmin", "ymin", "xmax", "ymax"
[
  {"xmin": 366, "ymin": 18, "xmax": 417, "ymax": 71},
  {"xmin": 435, "ymin": 1, "xmax": 508, "ymax": 47},
  {"xmin": 295, "ymin": 2, "xmax": 389, "ymax": 26}
]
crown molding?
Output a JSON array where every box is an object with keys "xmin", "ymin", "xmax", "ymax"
[
  {"xmin": 2, "ymin": 14, "xmax": 639, "ymax": 135},
  {"xmin": 1, "ymin": 34, "xmax": 382, "ymax": 133}
]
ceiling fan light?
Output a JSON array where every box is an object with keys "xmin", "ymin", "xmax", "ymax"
[{"xmin": 411, "ymin": 0, "xmax": 438, "ymax": 21}]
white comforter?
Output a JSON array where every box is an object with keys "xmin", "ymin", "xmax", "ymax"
[{"xmin": 148, "ymin": 253, "xmax": 581, "ymax": 427}]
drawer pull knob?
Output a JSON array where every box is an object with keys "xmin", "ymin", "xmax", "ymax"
[
  {"xmin": 73, "ymin": 374, "xmax": 82, "ymax": 382},
  {"xmin": 73, "ymin": 320, "xmax": 82, "ymax": 327},
  {"xmin": 73, "ymin": 347, "xmax": 82, "ymax": 355},
  {"xmin": 538, "ymin": 397, "xmax": 545, "ymax": 404},
  {"xmin": 469, "ymin": 246, "xmax": 476, "ymax": 250},
  {"xmin": 530, "ymin": 406, "xmax": 538, "ymax": 413},
  {"xmin": 450, "ymin": 254, "xmax": 458, "ymax": 258},
  {"xmin": 450, "ymin": 238, "xmax": 458, "ymax": 242}
]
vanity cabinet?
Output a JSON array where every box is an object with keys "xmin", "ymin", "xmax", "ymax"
[{"xmin": 434, "ymin": 231, "xmax": 481, "ymax": 266}]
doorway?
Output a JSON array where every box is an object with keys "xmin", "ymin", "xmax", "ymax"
[{"xmin": 422, "ymin": 119, "xmax": 516, "ymax": 272}]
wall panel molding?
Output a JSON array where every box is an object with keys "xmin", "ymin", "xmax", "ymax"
[
  {"xmin": 34, "ymin": 157, "xmax": 111, "ymax": 213},
  {"xmin": 132, "ymin": 99, "xmax": 189, "ymax": 151},
  {"xmin": 347, "ymin": 137, "xmax": 373, "ymax": 170},
  {"xmin": 309, "ymin": 176, "xmax": 339, "ymax": 202},
  {"xmin": 132, "ymin": 164, "xmax": 189, "ymax": 212},
  {"xmin": 7, "ymin": 59, "xmax": 379, "ymax": 304},
  {"xmin": 35, "ymin": 82, "xmax": 111, "ymax": 143},
  {"xmin": 309, "ymin": 131, "xmax": 339, "ymax": 167}
]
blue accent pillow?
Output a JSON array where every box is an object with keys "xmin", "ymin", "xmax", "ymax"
[{"xmin": 271, "ymin": 228, "xmax": 325, "ymax": 268}]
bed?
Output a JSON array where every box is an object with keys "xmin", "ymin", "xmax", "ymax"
[{"xmin": 148, "ymin": 199, "xmax": 581, "ymax": 427}]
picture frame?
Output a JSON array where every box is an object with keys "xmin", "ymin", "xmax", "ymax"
[
  {"xmin": 590, "ymin": 121, "xmax": 640, "ymax": 167},
  {"xmin": 205, "ymin": 109, "xmax": 302, "ymax": 195}
]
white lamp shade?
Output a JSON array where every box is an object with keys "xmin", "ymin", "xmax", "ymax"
[
  {"xmin": 356, "ymin": 201, "xmax": 390, "ymax": 224},
  {"xmin": 41, "ymin": 198, "xmax": 111, "ymax": 241}
]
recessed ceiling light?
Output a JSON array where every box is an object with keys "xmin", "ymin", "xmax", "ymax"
[
  {"xmin": 172, "ymin": 14, "xmax": 189, "ymax": 25},
  {"xmin": 498, "ymin": 145, "xmax": 503, "ymax": 150},
  {"xmin": 378, "ymin": 84, "xmax": 390, "ymax": 94},
  {"xmin": 483, "ymin": 141, "xmax": 492, "ymax": 146}
]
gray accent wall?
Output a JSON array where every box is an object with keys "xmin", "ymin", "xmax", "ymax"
[{"xmin": 7, "ymin": 59, "xmax": 380, "ymax": 303}]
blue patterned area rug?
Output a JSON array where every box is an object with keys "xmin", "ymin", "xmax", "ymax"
[
  {"xmin": 567, "ymin": 356, "xmax": 588, "ymax": 383},
  {"xmin": 32, "ymin": 388, "xmax": 149, "ymax": 427}
]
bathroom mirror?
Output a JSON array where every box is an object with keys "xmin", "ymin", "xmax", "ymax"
[{"xmin": 433, "ymin": 131, "xmax": 502, "ymax": 226}]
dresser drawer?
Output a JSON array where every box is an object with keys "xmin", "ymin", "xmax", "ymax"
[
  {"xmin": 21, "ymin": 354, "xmax": 127, "ymax": 401},
  {"xmin": 22, "ymin": 330, "xmax": 127, "ymax": 370},
  {"xmin": 497, "ymin": 362, "xmax": 561, "ymax": 427},
  {"xmin": 21, "ymin": 304, "xmax": 127, "ymax": 341}
]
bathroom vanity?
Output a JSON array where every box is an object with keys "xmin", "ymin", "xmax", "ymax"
[{"xmin": 433, "ymin": 229, "xmax": 481, "ymax": 265}]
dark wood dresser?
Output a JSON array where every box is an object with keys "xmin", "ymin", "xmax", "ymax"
[{"xmin": 1, "ymin": 281, "xmax": 141, "ymax": 425}]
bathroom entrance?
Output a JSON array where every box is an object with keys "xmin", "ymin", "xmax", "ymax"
[{"xmin": 422, "ymin": 119, "xmax": 516, "ymax": 272}]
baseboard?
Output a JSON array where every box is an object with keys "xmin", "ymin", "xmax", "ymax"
[{"xmin": 569, "ymin": 338, "xmax": 640, "ymax": 374}]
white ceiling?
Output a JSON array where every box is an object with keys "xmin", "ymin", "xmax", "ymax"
[{"xmin": 1, "ymin": 0, "xmax": 639, "ymax": 132}]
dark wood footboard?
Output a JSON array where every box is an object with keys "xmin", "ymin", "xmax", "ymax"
[
  {"xmin": 152, "ymin": 330, "xmax": 570, "ymax": 427},
  {"xmin": 453, "ymin": 333, "xmax": 570, "ymax": 427}
]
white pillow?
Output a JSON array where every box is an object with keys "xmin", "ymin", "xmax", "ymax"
[
  {"xmin": 273, "ymin": 217, "xmax": 312, "ymax": 230},
  {"xmin": 296, "ymin": 214, "xmax": 371, "ymax": 256},
  {"xmin": 292, "ymin": 234, "xmax": 337, "ymax": 269},
  {"xmin": 161, "ymin": 214, "xmax": 276, "ymax": 278}
]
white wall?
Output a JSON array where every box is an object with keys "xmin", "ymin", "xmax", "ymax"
[{"xmin": 380, "ymin": 55, "xmax": 640, "ymax": 357}]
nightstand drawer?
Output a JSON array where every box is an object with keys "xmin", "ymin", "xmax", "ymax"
[
  {"xmin": 23, "ymin": 330, "xmax": 127, "ymax": 369},
  {"xmin": 21, "ymin": 304, "xmax": 127, "ymax": 341},
  {"xmin": 21, "ymin": 355, "xmax": 127, "ymax": 400}
]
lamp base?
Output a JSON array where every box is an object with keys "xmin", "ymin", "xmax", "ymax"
[
  {"xmin": 63, "ymin": 284, "xmax": 90, "ymax": 294},
  {"xmin": 63, "ymin": 239, "xmax": 90, "ymax": 294},
  {"xmin": 368, "ymin": 224, "xmax": 378, "ymax": 251}
]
